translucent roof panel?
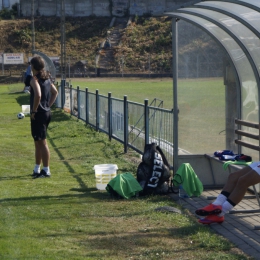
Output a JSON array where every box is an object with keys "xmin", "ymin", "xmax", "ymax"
[
  {"xmin": 166, "ymin": 12, "xmax": 258, "ymax": 122},
  {"xmin": 196, "ymin": 1, "xmax": 260, "ymax": 32},
  {"xmin": 166, "ymin": 0, "xmax": 260, "ymax": 159},
  {"xmin": 181, "ymin": 7, "xmax": 260, "ymax": 78},
  {"xmin": 237, "ymin": 0, "xmax": 260, "ymax": 8}
]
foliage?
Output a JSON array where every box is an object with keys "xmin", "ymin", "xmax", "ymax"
[
  {"xmin": 0, "ymin": 4, "xmax": 18, "ymax": 19},
  {"xmin": 0, "ymin": 15, "xmax": 224, "ymax": 76},
  {"xmin": 14, "ymin": 28, "xmax": 31, "ymax": 44},
  {"xmin": 0, "ymin": 16, "xmax": 111, "ymax": 72}
]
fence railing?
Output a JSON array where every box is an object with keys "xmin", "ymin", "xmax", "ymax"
[{"xmin": 56, "ymin": 81, "xmax": 174, "ymax": 166}]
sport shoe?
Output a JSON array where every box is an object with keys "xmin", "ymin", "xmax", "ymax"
[
  {"xmin": 32, "ymin": 171, "xmax": 40, "ymax": 178},
  {"xmin": 198, "ymin": 215, "xmax": 224, "ymax": 225},
  {"xmin": 195, "ymin": 204, "xmax": 222, "ymax": 216},
  {"xmin": 35, "ymin": 169, "xmax": 51, "ymax": 178}
]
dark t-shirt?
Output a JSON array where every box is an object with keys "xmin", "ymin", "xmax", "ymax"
[{"xmin": 30, "ymin": 74, "xmax": 52, "ymax": 112}]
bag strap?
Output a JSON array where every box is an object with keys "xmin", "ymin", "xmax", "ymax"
[{"xmin": 156, "ymin": 145, "xmax": 171, "ymax": 168}]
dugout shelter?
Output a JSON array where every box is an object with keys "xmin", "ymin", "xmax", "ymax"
[{"xmin": 165, "ymin": 0, "xmax": 260, "ymax": 190}]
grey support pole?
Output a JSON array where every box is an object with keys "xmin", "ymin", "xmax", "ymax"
[
  {"xmin": 124, "ymin": 95, "xmax": 128, "ymax": 153},
  {"xmin": 96, "ymin": 89, "xmax": 99, "ymax": 131},
  {"xmin": 108, "ymin": 92, "xmax": 112, "ymax": 141},
  {"xmin": 144, "ymin": 99, "xmax": 149, "ymax": 145},
  {"xmin": 85, "ymin": 88, "xmax": 89, "ymax": 124},
  {"xmin": 77, "ymin": 86, "xmax": 80, "ymax": 119},
  {"xmin": 172, "ymin": 18, "xmax": 179, "ymax": 172}
]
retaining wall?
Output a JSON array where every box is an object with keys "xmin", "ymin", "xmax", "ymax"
[{"xmin": 19, "ymin": 0, "xmax": 200, "ymax": 17}]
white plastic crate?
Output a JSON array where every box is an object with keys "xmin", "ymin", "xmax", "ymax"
[{"xmin": 22, "ymin": 105, "xmax": 30, "ymax": 114}]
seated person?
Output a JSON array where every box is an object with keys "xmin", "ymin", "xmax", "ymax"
[{"xmin": 196, "ymin": 162, "xmax": 260, "ymax": 224}]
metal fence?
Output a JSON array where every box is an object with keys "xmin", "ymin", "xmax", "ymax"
[{"xmin": 57, "ymin": 81, "xmax": 174, "ymax": 166}]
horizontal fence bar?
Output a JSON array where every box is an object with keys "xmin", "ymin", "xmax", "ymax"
[
  {"xmin": 235, "ymin": 130, "xmax": 259, "ymax": 140},
  {"xmin": 235, "ymin": 140, "xmax": 260, "ymax": 152},
  {"xmin": 235, "ymin": 119, "xmax": 259, "ymax": 129},
  {"xmin": 235, "ymin": 119, "xmax": 260, "ymax": 157}
]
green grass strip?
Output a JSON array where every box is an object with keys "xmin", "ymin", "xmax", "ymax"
[{"xmin": 0, "ymin": 82, "xmax": 250, "ymax": 260}]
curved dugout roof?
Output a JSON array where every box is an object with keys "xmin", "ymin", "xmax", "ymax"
[{"xmin": 165, "ymin": 0, "xmax": 260, "ymax": 121}]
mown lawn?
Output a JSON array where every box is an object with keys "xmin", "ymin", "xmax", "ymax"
[
  {"xmin": 0, "ymin": 82, "xmax": 251, "ymax": 260},
  {"xmin": 68, "ymin": 77, "xmax": 226, "ymax": 154}
]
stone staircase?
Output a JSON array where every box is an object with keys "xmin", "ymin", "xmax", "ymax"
[{"xmin": 98, "ymin": 17, "xmax": 129, "ymax": 74}]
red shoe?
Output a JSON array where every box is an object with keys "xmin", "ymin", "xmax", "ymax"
[
  {"xmin": 198, "ymin": 215, "xmax": 224, "ymax": 225},
  {"xmin": 195, "ymin": 204, "xmax": 222, "ymax": 216}
]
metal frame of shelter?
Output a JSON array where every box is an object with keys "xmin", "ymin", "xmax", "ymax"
[{"xmin": 165, "ymin": 0, "xmax": 260, "ymax": 171}]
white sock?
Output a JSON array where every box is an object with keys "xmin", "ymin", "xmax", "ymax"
[
  {"xmin": 218, "ymin": 201, "xmax": 234, "ymax": 217},
  {"xmin": 212, "ymin": 194, "xmax": 227, "ymax": 206},
  {"xmin": 43, "ymin": 167, "xmax": 50, "ymax": 175},
  {"xmin": 34, "ymin": 164, "xmax": 41, "ymax": 173}
]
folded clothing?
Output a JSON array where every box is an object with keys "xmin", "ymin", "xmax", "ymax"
[{"xmin": 234, "ymin": 154, "xmax": 252, "ymax": 162}]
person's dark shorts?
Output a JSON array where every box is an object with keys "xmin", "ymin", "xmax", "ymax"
[{"xmin": 31, "ymin": 111, "xmax": 51, "ymax": 141}]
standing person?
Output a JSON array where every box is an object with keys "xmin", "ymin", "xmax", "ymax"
[
  {"xmin": 196, "ymin": 163, "xmax": 260, "ymax": 224},
  {"xmin": 30, "ymin": 56, "xmax": 58, "ymax": 178}
]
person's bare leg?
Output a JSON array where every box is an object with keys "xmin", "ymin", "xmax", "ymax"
[
  {"xmin": 36, "ymin": 139, "xmax": 50, "ymax": 168},
  {"xmin": 228, "ymin": 169, "xmax": 260, "ymax": 204},
  {"xmin": 198, "ymin": 167, "xmax": 260, "ymax": 224},
  {"xmin": 196, "ymin": 166, "xmax": 254, "ymax": 217},
  {"xmin": 222, "ymin": 166, "xmax": 252, "ymax": 194},
  {"xmin": 35, "ymin": 139, "xmax": 49, "ymax": 167},
  {"xmin": 34, "ymin": 141, "xmax": 42, "ymax": 165}
]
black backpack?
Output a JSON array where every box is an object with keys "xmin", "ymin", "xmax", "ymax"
[{"xmin": 137, "ymin": 143, "xmax": 172, "ymax": 195}]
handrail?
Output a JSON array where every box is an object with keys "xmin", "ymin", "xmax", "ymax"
[
  {"xmin": 235, "ymin": 119, "xmax": 259, "ymax": 129},
  {"xmin": 235, "ymin": 119, "xmax": 260, "ymax": 154}
]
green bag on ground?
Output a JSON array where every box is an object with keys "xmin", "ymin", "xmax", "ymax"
[
  {"xmin": 172, "ymin": 163, "xmax": 203, "ymax": 197},
  {"xmin": 106, "ymin": 172, "xmax": 143, "ymax": 199}
]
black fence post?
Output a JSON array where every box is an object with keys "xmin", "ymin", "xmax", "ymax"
[
  {"xmin": 77, "ymin": 86, "xmax": 80, "ymax": 119},
  {"xmin": 108, "ymin": 92, "xmax": 112, "ymax": 141},
  {"xmin": 70, "ymin": 85, "xmax": 72, "ymax": 115},
  {"xmin": 144, "ymin": 99, "xmax": 149, "ymax": 145},
  {"xmin": 96, "ymin": 89, "xmax": 99, "ymax": 131},
  {"xmin": 124, "ymin": 95, "xmax": 128, "ymax": 153},
  {"xmin": 61, "ymin": 79, "xmax": 65, "ymax": 108},
  {"xmin": 85, "ymin": 88, "xmax": 89, "ymax": 124}
]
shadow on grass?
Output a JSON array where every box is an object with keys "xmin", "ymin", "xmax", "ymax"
[
  {"xmin": 51, "ymin": 108, "xmax": 71, "ymax": 122},
  {"xmin": 47, "ymin": 109, "xmax": 102, "ymax": 199},
  {"xmin": 0, "ymin": 191, "xmax": 111, "ymax": 205},
  {"xmin": 15, "ymin": 92, "xmax": 30, "ymax": 106},
  {"xmin": 75, "ymin": 224, "xmax": 236, "ymax": 259}
]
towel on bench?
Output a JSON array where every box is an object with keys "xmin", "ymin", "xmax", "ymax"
[
  {"xmin": 172, "ymin": 163, "xmax": 203, "ymax": 197},
  {"xmin": 223, "ymin": 161, "xmax": 253, "ymax": 170}
]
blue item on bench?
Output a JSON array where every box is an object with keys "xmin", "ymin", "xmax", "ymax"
[
  {"xmin": 219, "ymin": 154, "xmax": 252, "ymax": 162},
  {"xmin": 214, "ymin": 150, "xmax": 234, "ymax": 157},
  {"xmin": 219, "ymin": 154, "xmax": 237, "ymax": 161}
]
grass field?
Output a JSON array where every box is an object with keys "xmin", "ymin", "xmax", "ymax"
[
  {"xmin": 67, "ymin": 77, "xmax": 226, "ymax": 154},
  {"xmin": 0, "ymin": 80, "xmax": 252, "ymax": 259}
]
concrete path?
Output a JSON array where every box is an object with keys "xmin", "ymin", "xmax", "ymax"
[{"xmin": 170, "ymin": 189, "xmax": 260, "ymax": 259}]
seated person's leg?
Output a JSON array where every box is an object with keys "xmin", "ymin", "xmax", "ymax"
[{"xmin": 196, "ymin": 163, "xmax": 260, "ymax": 224}]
